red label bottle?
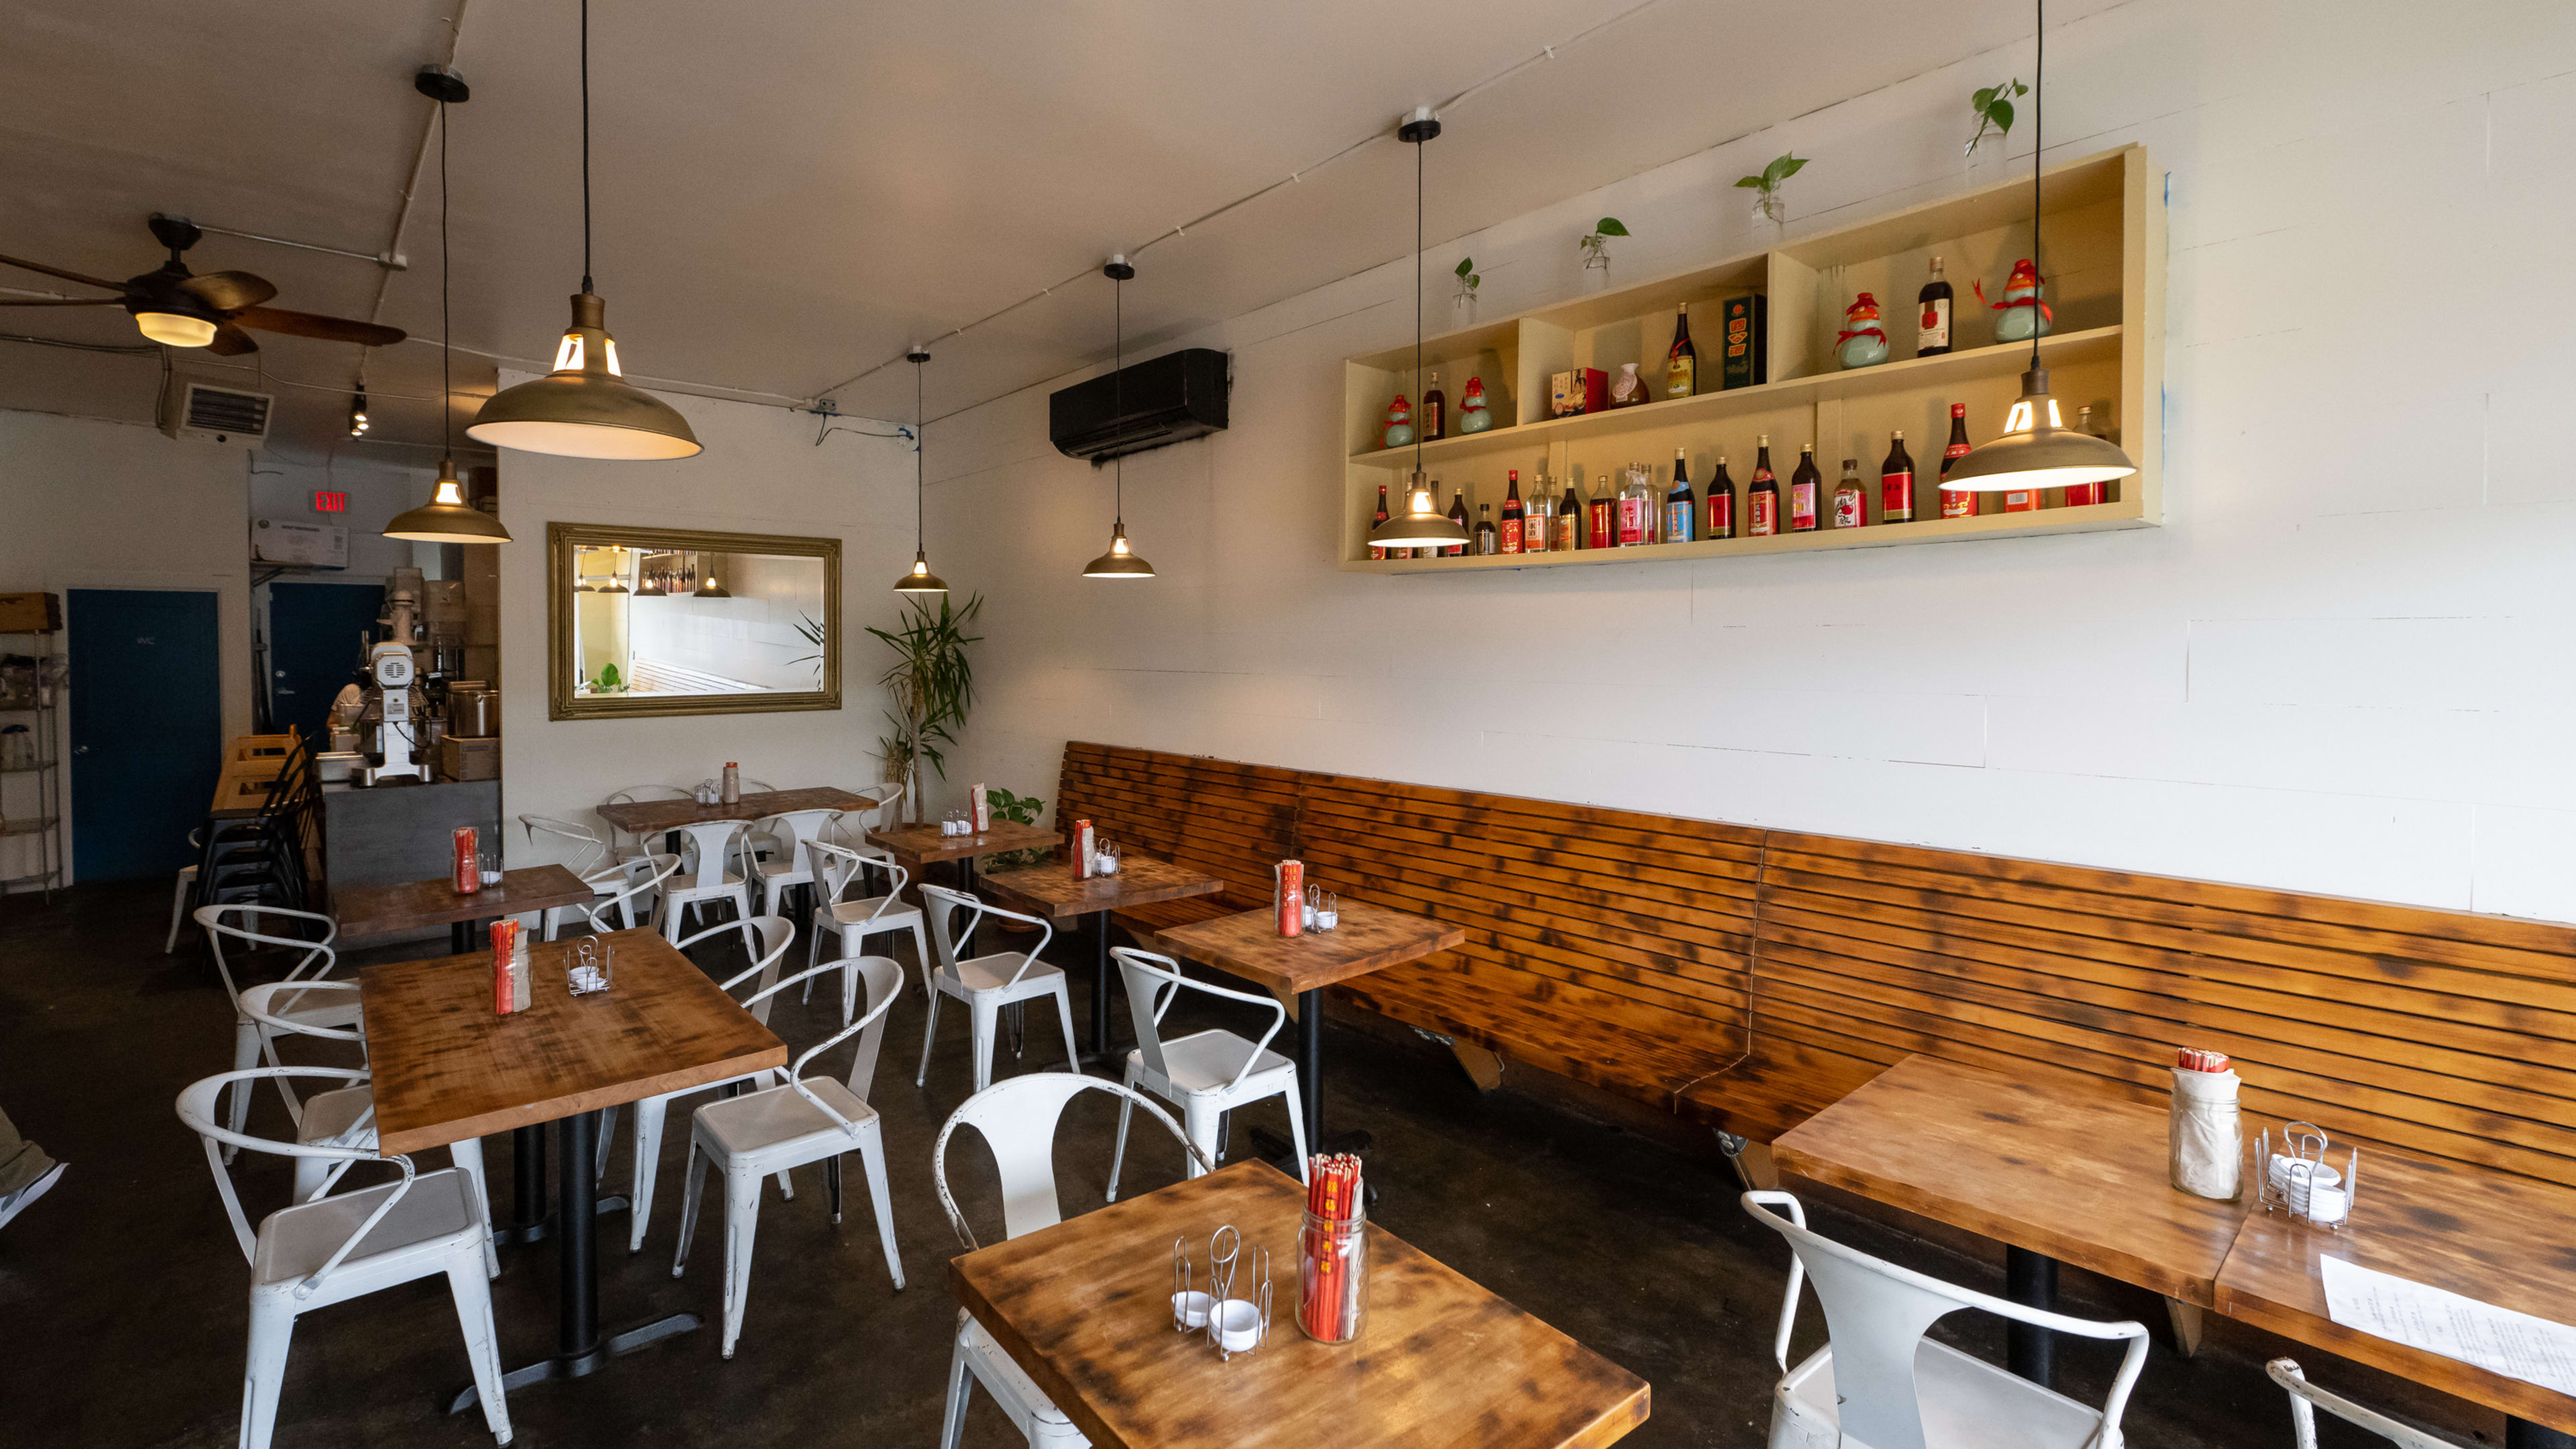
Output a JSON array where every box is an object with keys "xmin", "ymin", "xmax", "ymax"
[
  {"xmin": 1880, "ymin": 433, "xmax": 1915, "ymax": 523},
  {"xmin": 1500, "ymin": 471, "xmax": 1525, "ymax": 553},
  {"xmin": 1938, "ymin": 403, "xmax": 1977, "ymax": 518},
  {"xmin": 1788, "ymin": 445, "xmax": 1822, "ymax": 532},
  {"xmin": 1746, "ymin": 439, "xmax": 1779, "ymax": 537}
]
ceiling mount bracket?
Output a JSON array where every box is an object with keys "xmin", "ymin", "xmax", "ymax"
[
  {"xmin": 413, "ymin": 64, "xmax": 470, "ymax": 104},
  {"xmin": 1397, "ymin": 107, "xmax": 1441, "ymax": 145}
]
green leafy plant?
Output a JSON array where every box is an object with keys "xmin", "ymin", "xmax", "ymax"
[
  {"xmin": 1576, "ymin": 217, "xmax": 1628, "ymax": 268},
  {"xmin": 867, "ymin": 592, "xmax": 983, "ymax": 824},
  {"xmin": 594, "ymin": 661, "xmax": 622, "ymax": 693},
  {"xmin": 1453, "ymin": 256, "xmax": 1481, "ymax": 301},
  {"xmin": 983, "ymin": 786, "xmax": 1049, "ymax": 870},
  {"xmin": 787, "ymin": 611, "xmax": 828, "ymax": 685},
  {"xmin": 1735, "ymin": 154, "xmax": 1807, "ymax": 225},
  {"xmin": 1966, "ymin": 80, "xmax": 2029, "ymax": 158}
]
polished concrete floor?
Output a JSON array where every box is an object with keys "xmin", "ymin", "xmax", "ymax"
[{"xmin": 0, "ymin": 878, "xmax": 2461, "ymax": 1448}]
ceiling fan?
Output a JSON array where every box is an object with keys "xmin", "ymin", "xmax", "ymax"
[{"xmin": 0, "ymin": 213, "xmax": 405, "ymax": 354}]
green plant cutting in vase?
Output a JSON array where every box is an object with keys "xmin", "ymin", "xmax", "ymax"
[
  {"xmin": 1577, "ymin": 218, "xmax": 1627, "ymax": 270},
  {"xmin": 594, "ymin": 662, "xmax": 622, "ymax": 694},
  {"xmin": 868, "ymin": 592, "xmax": 982, "ymax": 825},
  {"xmin": 1735, "ymin": 153, "xmax": 1807, "ymax": 226},
  {"xmin": 1966, "ymin": 80, "xmax": 2029, "ymax": 158},
  {"xmin": 1454, "ymin": 256, "xmax": 1481, "ymax": 301}
]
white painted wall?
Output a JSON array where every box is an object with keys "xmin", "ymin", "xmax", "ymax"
[
  {"xmin": 493, "ymin": 380, "xmax": 916, "ymax": 866},
  {"xmin": 926, "ymin": 0, "xmax": 2576, "ymax": 920},
  {"xmin": 0, "ymin": 409, "xmax": 258, "ymax": 883}
]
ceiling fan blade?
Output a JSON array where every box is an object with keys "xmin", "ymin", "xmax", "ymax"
[
  {"xmin": 206, "ymin": 324, "xmax": 260, "ymax": 357},
  {"xmin": 229, "ymin": 305, "xmax": 404, "ymax": 347},
  {"xmin": 178, "ymin": 269, "xmax": 277, "ymax": 311},
  {"xmin": 0, "ymin": 252, "xmax": 126, "ymax": 293},
  {"xmin": 0, "ymin": 297, "xmax": 123, "ymax": 306}
]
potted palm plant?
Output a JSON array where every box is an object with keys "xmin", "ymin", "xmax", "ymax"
[{"xmin": 867, "ymin": 592, "xmax": 982, "ymax": 825}]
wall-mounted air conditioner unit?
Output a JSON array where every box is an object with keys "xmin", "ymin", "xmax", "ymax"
[{"xmin": 161, "ymin": 380, "xmax": 273, "ymax": 443}]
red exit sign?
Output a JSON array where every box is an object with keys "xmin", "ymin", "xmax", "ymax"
[{"xmin": 313, "ymin": 490, "xmax": 347, "ymax": 513}]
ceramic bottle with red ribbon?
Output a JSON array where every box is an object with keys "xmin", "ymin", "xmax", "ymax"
[
  {"xmin": 1835, "ymin": 293, "xmax": 1890, "ymax": 369},
  {"xmin": 1977, "ymin": 258, "xmax": 2054, "ymax": 344}
]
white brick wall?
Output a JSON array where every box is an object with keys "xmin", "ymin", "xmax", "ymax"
[{"xmin": 926, "ymin": 0, "xmax": 2576, "ymax": 920}]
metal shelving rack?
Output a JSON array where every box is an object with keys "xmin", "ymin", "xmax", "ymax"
[{"xmin": 1, "ymin": 622, "xmax": 64, "ymax": 901}]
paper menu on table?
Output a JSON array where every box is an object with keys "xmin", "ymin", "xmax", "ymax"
[{"xmin": 2320, "ymin": 1255, "xmax": 2576, "ymax": 1397}]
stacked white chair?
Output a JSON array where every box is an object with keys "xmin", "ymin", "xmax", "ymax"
[
  {"xmin": 619, "ymin": 914, "xmax": 798, "ymax": 1254},
  {"xmin": 916, "ymin": 885, "xmax": 1080, "ymax": 1091},
  {"xmin": 197, "ymin": 904, "xmax": 362, "ymax": 1152},
  {"xmin": 934, "ymin": 1074, "xmax": 1210, "ymax": 1449},
  {"xmin": 2266, "ymin": 1360, "xmax": 2465, "ymax": 1449},
  {"xmin": 672, "ymin": 954, "xmax": 908, "ymax": 1358},
  {"xmin": 176, "ymin": 1067, "xmax": 515, "ymax": 1449},
  {"xmin": 1102, "ymin": 947, "xmax": 1307, "ymax": 1199},
  {"xmin": 804, "ymin": 839, "xmax": 928, "ymax": 1022},
  {"xmin": 1741, "ymin": 1190, "xmax": 2149, "ymax": 1449}
]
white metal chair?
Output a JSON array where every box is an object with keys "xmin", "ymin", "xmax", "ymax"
[
  {"xmin": 745, "ymin": 807, "xmax": 843, "ymax": 917},
  {"xmin": 168, "ymin": 826, "xmax": 205, "ymax": 953},
  {"xmin": 825, "ymin": 784, "xmax": 906, "ymax": 845},
  {"xmin": 2267, "ymin": 1360, "xmax": 2466, "ymax": 1449},
  {"xmin": 661, "ymin": 818, "xmax": 754, "ymax": 942},
  {"xmin": 1104, "ymin": 947, "xmax": 1307, "ymax": 1200},
  {"xmin": 602, "ymin": 784, "xmax": 692, "ymax": 861},
  {"xmin": 916, "ymin": 884, "xmax": 1079, "ymax": 1092},
  {"xmin": 804, "ymin": 839, "xmax": 928, "ymax": 1022},
  {"xmin": 619, "ymin": 914, "xmax": 797, "ymax": 1254},
  {"xmin": 583, "ymin": 852, "xmax": 680, "ymax": 936},
  {"xmin": 672, "ymin": 955, "xmax": 908, "ymax": 1358},
  {"xmin": 238, "ymin": 980, "xmax": 498, "ymax": 1279},
  {"xmin": 176, "ymin": 1067, "xmax": 514, "ymax": 1449},
  {"xmin": 521, "ymin": 814, "xmax": 649, "ymax": 936},
  {"xmin": 1741, "ymin": 1191, "xmax": 2149, "ymax": 1449},
  {"xmin": 198, "ymin": 904, "xmax": 360, "ymax": 1154},
  {"xmin": 933, "ymin": 1074, "xmax": 1210, "ymax": 1449}
]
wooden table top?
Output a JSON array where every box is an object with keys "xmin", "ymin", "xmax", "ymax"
[
  {"xmin": 950, "ymin": 1161, "xmax": 1650, "ymax": 1449},
  {"xmin": 592, "ymin": 786, "xmax": 875, "ymax": 835},
  {"xmin": 1156, "ymin": 902, "xmax": 1465, "ymax": 997},
  {"xmin": 1770, "ymin": 1055, "xmax": 2248, "ymax": 1308},
  {"xmin": 872, "ymin": 819, "xmax": 1063, "ymax": 866},
  {"xmin": 977, "ymin": 853, "xmax": 1224, "ymax": 921},
  {"xmin": 358, "ymin": 928, "xmax": 788, "ymax": 1155},
  {"xmin": 2216, "ymin": 1151, "xmax": 2576, "ymax": 1434},
  {"xmin": 333, "ymin": 864, "xmax": 595, "ymax": 940}
]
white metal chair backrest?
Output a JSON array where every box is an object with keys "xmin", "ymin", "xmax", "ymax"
[
  {"xmin": 2267, "ymin": 1360, "xmax": 2465, "ymax": 1449},
  {"xmin": 809, "ymin": 839, "xmax": 910, "ymax": 926},
  {"xmin": 673, "ymin": 818, "xmax": 752, "ymax": 891},
  {"xmin": 1111, "ymin": 947, "xmax": 1289, "ymax": 1094},
  {"xmin": 520, "ymin": 814, "xmax": 610, "ymax": 877},
  {"xmin": 932, "ymin": 1073, "xmax": 1211, "ymax": 1250},
  {"xmin": 739, "ymin": 955, "xmax": 906, "ymax": 1128},
  {"xmin": 602, "ymin": 784, "xmax": 692, "ymax": 855},
  {"xmin": 918, "ymin": 883, "xmax": 1053, "ymax": 989},
  {"xmin": 176, "ymin": 1067, "xmax": 419, "ymax": 1299},
  {"xmin": 586, "ymin": 853, "xmax": 681, "ymax": 932},
  {"xmin": 675, "ymin": 914, "xmax": 795, "ymax": 1028},
  {"xmin": 748, "ymin": 807, "xmax": 841, "ymax": 873},
  {"xmin": 1741, "ymin": 1191, "xmax": 2149, "ymax": 1449},
  {"xmin": 197, "ymin": 904, "xmax": 340, "ymax": 1015}
]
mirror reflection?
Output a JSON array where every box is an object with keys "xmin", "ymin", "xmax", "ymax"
[{"xmin": 548, "ymin": 524, "xmax": 839, "ymax": 719}]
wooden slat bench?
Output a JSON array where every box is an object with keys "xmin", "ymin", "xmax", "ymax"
[{"xmin": 1056, "ymin": 741, "xmax": 2576, "ymax": 1191}]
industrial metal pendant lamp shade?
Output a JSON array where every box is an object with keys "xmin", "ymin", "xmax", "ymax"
[
  {"xmin": 1083, "ymin": 257, "xmax": 1156, "ymax": 578},
  {"xmin": 1371, "ymin": 107, "xmax": 1470, "ymax": 552},
  {"xmin": 1939, "ymin": 0, "xmax": 2137, "ymax": 494},
  {"xmin": 892, "ymin": 347, "xmax": 949, "ymax": 593},
  {"xmin": 384, "ymin": 70, "xmax": 513, "ymax": 545},
  {"xmin": 466, "ymin": 0, "xmax": 700, "ymax": 462}
]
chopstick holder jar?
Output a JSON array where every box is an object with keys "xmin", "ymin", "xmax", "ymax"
[
  {"xmin": 2169, "ymin": 1050, "xmax": 2243, "ymax": 1201},
  {"xmin": 1297, "ymin": 1200, "xmax": 1368, "ymax": 1344},
  {"xmin": 1274, "ymin": 860, "xmax": 1304, "ymax": 938}
]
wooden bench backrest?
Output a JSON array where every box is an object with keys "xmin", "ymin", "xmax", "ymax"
[{"xmin": 1057, "ymin": 743, "xmax": 1295, "ymax": 906}]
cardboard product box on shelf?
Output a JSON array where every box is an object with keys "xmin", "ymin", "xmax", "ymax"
[
  {"xmin": 0, "ymin": 592, "xmax": 63, "ymax": 634},
  {"xmin": 441, "ymin": 735, "xmax": 500, "ymax": 783}
]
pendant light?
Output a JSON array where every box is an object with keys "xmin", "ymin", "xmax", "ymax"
[
  {"xmin": 1939, "ymin": 0, "xmax": 2137, "ymax": 495},
  {"xmin": 635, "ymin": 558, "xmax": 666, "ymax": 597},
  {"xmin": 1083, "ymin": 258, "xmax": 1156, "ymax": 578},
  {"xmin": 1371, "ymin": 107, "xmax": 1471, "ymax": 552},
  {"xmin": 892, "ymin": 347, "xmax": 949, "ymax": 593},
  {"xmin": 466, "ymin": 0, "xmax": 700, "ymax": 462},
  {"xmin": 385, "ymin": 68, "xmax": 513, "ymax": 545}
]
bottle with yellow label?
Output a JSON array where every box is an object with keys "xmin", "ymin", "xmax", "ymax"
[{"xmin": 1666, "ymin": 303, "xmax": 1697, "ymax": 398}]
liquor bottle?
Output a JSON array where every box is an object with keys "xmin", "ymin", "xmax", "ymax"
[
  {"xmin": 1880, "ymin": 432, "xmax": 1915, "ymax": 524},
  {"xmin": 1665, "ymin": 447, "xmax": 1696, "ymax": 543},
  {"xmin": 2063, "ymin": 407, "xmax": 2102, "ymax": 506},
  {"xmin": 1500, "ymin": 471, "xmax": 1526, "ymax": 554},
  {"xmin": 1587, "ymin": 473, "xmax": 1615, "ymax": 549},
  {"xmin": 1666, "ymin": 303, "xmax": 1698, "ymax": 398},
  {"xmin": 1617, "ymin": 465, "xmax": 1654, "ymax": 547},
  {"xmin": 1446, "ymin": 489, "xmax": 1470, "ymax": 555},
  {"xmin": 1746, "ymin": 437, "xmax": 1780, "ymax": 537},
  {"xmin": 1917, "ymin": 256, "xmax": 1953, "ymax": 358},
  {"xmin": 1832, "ymin": 458, "xmax": 1867, "ymax": 528},
  {"xmin": 1423, "ymin": 372, "xmax": 1446, "ymax": 441},
  {"xmin": 1706, "ymin": 456, "xmax": 1737, "ymax": 539},
  {"xmin": 1371, "ymin": 484, "xmax": 1389, "ymax": 559},
  {"xmin": 1788, "ymin": 445, "xmax": 1822, "ymax": 532},
  {"xmin": 1474, "ymin": 503, "xmax": 1498, "ymax": 555},
  {"xmin": 1556, "ymin": 476, "xmax": 1584, "ymax": 551},
  {"xmin": 1938, "ymin": 403, "xmax": 1977, "ymax": 519},
  {"xmin": 1523, "ymin": 475, "xmax": 1552, "ymax": 555}
]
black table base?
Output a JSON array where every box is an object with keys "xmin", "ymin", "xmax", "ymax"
[
  {"xmin": 447, "ymin": 1109, "xmax": 697, "ymax": 1414},
  {"xmin": 2511, "ymin": 1420, "xmax": 2576, "ymax": 1449},
  {"xmin": 1078, "ymin": 909, "xmax": 1122, "ymax": 1073},
  {"xmin": 2005, "ymin": 1247, "xmax": 2058, "ymax": 1387}
]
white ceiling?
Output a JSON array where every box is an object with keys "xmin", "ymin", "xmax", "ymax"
[{"xmin": 0, "ymin": 0, "xmax": 2114, "ymax": 455}]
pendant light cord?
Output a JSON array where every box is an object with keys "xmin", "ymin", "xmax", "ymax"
[
  {"xmin": 1413, "ymin": 129, "xmax": 1424, "ymax": 478},
  {"xmin": 915, "ymin": 354, "xmax": 926, "ymax": 549},
  {"xmin": 2030, "ymin": 0, "xmax": 2044, "ymax": 370},
  {"xmin": 1112, "ymin": 271, "xmax": 1124, "ymax": 527},
  {"xmin": 439, "ymin": 99, "xmax": 452, "ymax": 462},
  {"xmin": 579, "ymin": 0, "xmax": 594, "ymax": 294}
]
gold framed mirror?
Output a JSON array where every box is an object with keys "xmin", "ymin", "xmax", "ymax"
[{"xmin": 547, "ymin": 522, "xmax": 840, "ymax": 720}]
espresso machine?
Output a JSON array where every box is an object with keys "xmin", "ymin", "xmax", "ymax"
[{"xmin": 358, "ymin": 568, "xmax": 429, "ymax": 785}]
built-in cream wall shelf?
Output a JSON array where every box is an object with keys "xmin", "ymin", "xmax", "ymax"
[{"xmin": 1340, "ymin": 144, "xmax": 2164, "ymax": 573}]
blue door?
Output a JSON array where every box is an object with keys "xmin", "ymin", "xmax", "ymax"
[
  {"xmin": 266, "ymin": 582, "xmax": 382, "ymax": 748},
  {"xmin": 70, "ymin": 588, "xmax": 222, "ymax": 882}
]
